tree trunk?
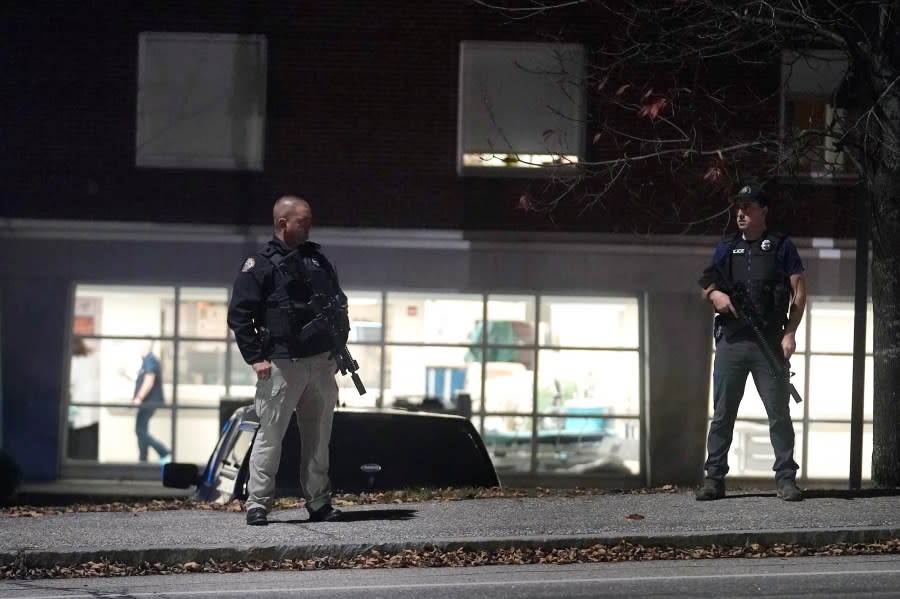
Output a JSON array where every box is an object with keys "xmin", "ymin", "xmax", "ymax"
[
  {"xmin": 871, "ymin": 231, "xmax": 900, "ymax": 486},
  {"xmin": 869, "ymin": 89, "xmax": 900, "ymax": 486}
]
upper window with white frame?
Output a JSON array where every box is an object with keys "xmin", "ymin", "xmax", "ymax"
[
  {"xmin": 458, "ymin": 41, "xmax": 587, "ymax": 176},
  {"xmin": 781, "ymin": 49, "xmax": 854, "ymax": 179},
  {"xmin": 136, "ymin": 32, "xmax": 267, "ymax": 171}
]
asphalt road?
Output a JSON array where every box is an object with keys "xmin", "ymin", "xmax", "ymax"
[{"xmin": 2, "ymin": 555, "xmax": 900, "ymax": 598}]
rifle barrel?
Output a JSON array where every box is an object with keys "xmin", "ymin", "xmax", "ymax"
[
  {"xmin": 351, "ymin": 372, "xmax": 367, "ymax": 395},
  {"xmin": 732, "ymin": 291, "xmax": 803, "ymax": 404}
]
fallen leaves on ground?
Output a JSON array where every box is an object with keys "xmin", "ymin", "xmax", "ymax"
[
  {"xmin": 3, "ymin": 538, "xmax": 899, "ymax": 580},
  {"xmin": 0, "ymin": 485, "xmax": 681, "ymax": 517},
  {"xmin": 0, "ymin": 498, "xmax": 243, "ymax": 517}
]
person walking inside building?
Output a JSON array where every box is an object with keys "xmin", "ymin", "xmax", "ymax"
[{"xmin": 129, "ymin": 340, "xmax": 171, "ymax": 464}]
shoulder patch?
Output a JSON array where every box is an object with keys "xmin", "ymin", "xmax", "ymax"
[{"xmin": 241, "ymin": 257, "xmax": 256, "ymax": 272}]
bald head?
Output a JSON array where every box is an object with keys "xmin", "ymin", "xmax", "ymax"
[
  {"xmin": 273, "ymin": 195, "xmax": 313, "ymax": 248},
  {"xmin": 273, "ymin": 196, "xmax": 309, "ymax": 227}
]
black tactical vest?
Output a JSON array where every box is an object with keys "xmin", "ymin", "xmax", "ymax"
[
  {"xmin": 260, "ymin": 243, "xmax": 347, "ymax": 349},
  {"xmin": 723, "ymin": 231, "xmax": 791, "ymax": 332}
]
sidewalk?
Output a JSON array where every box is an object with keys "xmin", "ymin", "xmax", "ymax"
[{"xmin": 3, "ymin": 485, "xmax": 900, "ymax": 569}]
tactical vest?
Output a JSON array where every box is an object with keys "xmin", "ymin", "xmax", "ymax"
[
  {"xmin": 722, "ymin": 231, "xmax": 792, "ymax": 332},
  {"xmin": 259, "ymin": 243, "xmax": 347, "ymax": 344}
]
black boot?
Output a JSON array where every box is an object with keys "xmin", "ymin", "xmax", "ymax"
[
  {"xmin": 307, "ymin": 503, "xmax": 342, "ymax": 522},
  {"xmin": 695, "ymin": 478, "xmax": 725, "ymax": 501},
  {"xmin": 246, "ymin": 507, "xmax": 268, "ymax": 526}
]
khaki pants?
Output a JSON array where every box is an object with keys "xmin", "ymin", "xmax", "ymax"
[{"xmin": 246, "ymin": 352, "xmax": 337, "ymax": 512}]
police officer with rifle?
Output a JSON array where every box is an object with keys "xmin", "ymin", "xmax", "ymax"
[
  {"xmin": 721, "ymin": 281, "xmax": 803, "ymax": 405},
  {"xmin": 228, "ymin": 195, "xmax": 361, "ymax": 525},
  {"xmin": 274, "ymin": 251, "xmax": 366, "ymax": 396},
  {"xmin": 696, "ymin": 183, "xmax": 807, "ymax": 502}
]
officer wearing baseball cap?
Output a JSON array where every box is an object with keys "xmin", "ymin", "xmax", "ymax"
[
  {"xmin": 732, "ymin": 182, "xmax": 769, "ymax": 206},
  {"xmin": 695, "ymin": 182, "xmax": 808, "ymax": 501}
]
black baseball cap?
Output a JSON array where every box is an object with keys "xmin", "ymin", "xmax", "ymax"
[{"xmin": 731, "ymin": 182, "xmax": 769, "ymax": 206}]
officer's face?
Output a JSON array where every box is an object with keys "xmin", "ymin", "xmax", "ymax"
[
  {"xmin": 281, "ymin": 204, "xmax": 313, "ymax": 248},
  {"xmin": 735, "ymin": 201, "xmax": 766, "ymax": 232}
]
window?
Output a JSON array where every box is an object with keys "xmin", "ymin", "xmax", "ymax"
[
  {"xmin": 373, "ymin": 291, "xmax": 643, "ymax": 476},
  {"xmin": 136, "ymin": 32, "xmax": 267, "ymax": 170},
  {"xmin": 532, "ymin": 297, "xmax": 641, "ymax": 474},
  {"xmin": 709, "ymin": 297, "xmax": 873, "ymax": 480},
  {"xmin": 66, "ymin": 286, "xmax": 644, "ymax": 480},
  {"xmin": 378, "ymin": 293, "xmax": 643, "ymax": 476},
  {"xmin": 340, "ymin": 292, "xmax": 383, "ymax": 409},
  {"xmin": 66, "ymin": 285, "xmax": 230, "ymax": 466},
  {"xmin": 803, "ymin": 299, "xmax": 874, "ymax": 478},
  {"xmin": 382, "ymin": 292, "xmax": 483, "ymax": 411},
  {"xmin": 458, "ymin": 41, "xmax": 586, "ymax": 176},
  {"xmin": 781, "ymin": 50, "xmax": 853, "ymax": 179}
]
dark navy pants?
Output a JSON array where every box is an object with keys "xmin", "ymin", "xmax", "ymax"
[
  {"xmin": 135, "ymin": 403, "xmax": 169, "ymax": 462},
  {"xmin": 705, "ymin": 334, "xmax": 799, "ymax": 482}
]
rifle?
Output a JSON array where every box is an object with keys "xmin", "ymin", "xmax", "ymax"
[
  {"xmin": 274, "ymin": 250, "xmax": 367, "ymax": 396},
  {"xmin": 718, "ymin": 280, "xmax": 803, "ymax": 404},
  {"xmin": 295, "ymin": 294, "xmax": 367, "ymax": 396}
]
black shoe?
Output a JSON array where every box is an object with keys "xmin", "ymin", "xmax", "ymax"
[
  {"xmin": 246, "ymin": 507, "xmax": 268, "ymax": 526},
  {"xmin": 695, "ymin": 478, "xmax": 725, "ymax": 501},
  {"xmin": 307, "ymin": 503, "xmax": 342, "ymax": 522},
  {"xmin": 776, "ymin": 479, "xmax": 803, "ymax": 502}
]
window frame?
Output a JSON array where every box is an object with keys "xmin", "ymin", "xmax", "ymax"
[
  {"xmin": 63, "ymin": 285, "xmax": 646, "ymax": 481},
  {"xmin": 778, "ymin": 49, "xmax": 857, "ymax": 182},
  {"xmin": 62, "ymin": 283, "xmax": 238, "ymax": 475},
  {"xmin": 457, "ymin": 40, "xmax": 588, "ymax": 178},
  {"xmin": 135, "ymin": 31, "xmax": 268, "ymax": 171}
]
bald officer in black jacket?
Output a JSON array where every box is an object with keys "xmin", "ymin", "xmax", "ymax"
[{"xmin": 228, "ymin": 195, "xmax": 347, "ymax": 526}]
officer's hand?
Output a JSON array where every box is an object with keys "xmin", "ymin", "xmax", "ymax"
[
  {"xmin": 252, "ymin": 360, "xmax": 272, "ymax": 380},
  {"xmin": 709, "ymin": 290, "xmax": 737, "ymax": 317},
  {"xmin": 781, "ymin": 332, "xmax": 796, "ymax": 360}
]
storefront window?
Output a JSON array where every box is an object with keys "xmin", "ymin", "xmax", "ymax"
[
  {"xmin": 539, "ymin": 296, "xmax": 639, "ymax": 348},
  {"xmin": 177, "ymin": 341, "xmax": 226, "ymax": 406},
  {"xmin": 809, "ymin": 301, "xmax": 872, "ymax": 352},
  {"xmin": 537, "ymin": 350, "xmax": 639, "ymax": 416},
  {"xmin": 67, "ymin": 333, "xmax": 176, "ymax": 464},
  {"xmin": 710, "ymin": 297, "xmax": 873, "ymax": 480},
  {"xmin": 67, "ymin": 285, "xmax": 225, "ymax": 465},
  {"xmin": 74, "ymin": 284, "xmax": 175, "ymax": 337},
  {"xmin": 179, "ymin": 287, "xmax": 229, "ymax": 339},
  {"xmin": 66, "ymin": 286, "xmax": 646, "ymax": 480},
  {"xmin": 385, "ymin": 292, "xmax": 483, "ymax": 344},
  {"xmin": 805, "ymin": 422, "xmax": 872, "ymax": 478},
  {"xmin": 533, "ymin": 297, "xmax": 641, "ymax": 474},
  {"xmin": 347, "ymin": 291, "xmax": 383, "ymax": 343},
  {"xmin": 383, "ymin": 345, "xmax": 477, "ymax": 410},
  {"xmin": 808, "ymin": 355, "xmax": 873, "ymax": 420}
]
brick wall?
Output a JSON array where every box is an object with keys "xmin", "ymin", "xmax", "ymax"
[{"xmin": 1, "ymin": 1, "xmax": 857, "ymax": 237}]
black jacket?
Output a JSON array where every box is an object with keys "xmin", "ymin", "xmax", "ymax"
[{"xmin": 227, "ymin": 237, "xmax": 346, "ymax": 363}]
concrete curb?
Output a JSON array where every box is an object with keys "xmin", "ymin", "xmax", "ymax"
[{"xmin": 3, "ymin": 527, "xmax": 899, "ymax": 569}]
